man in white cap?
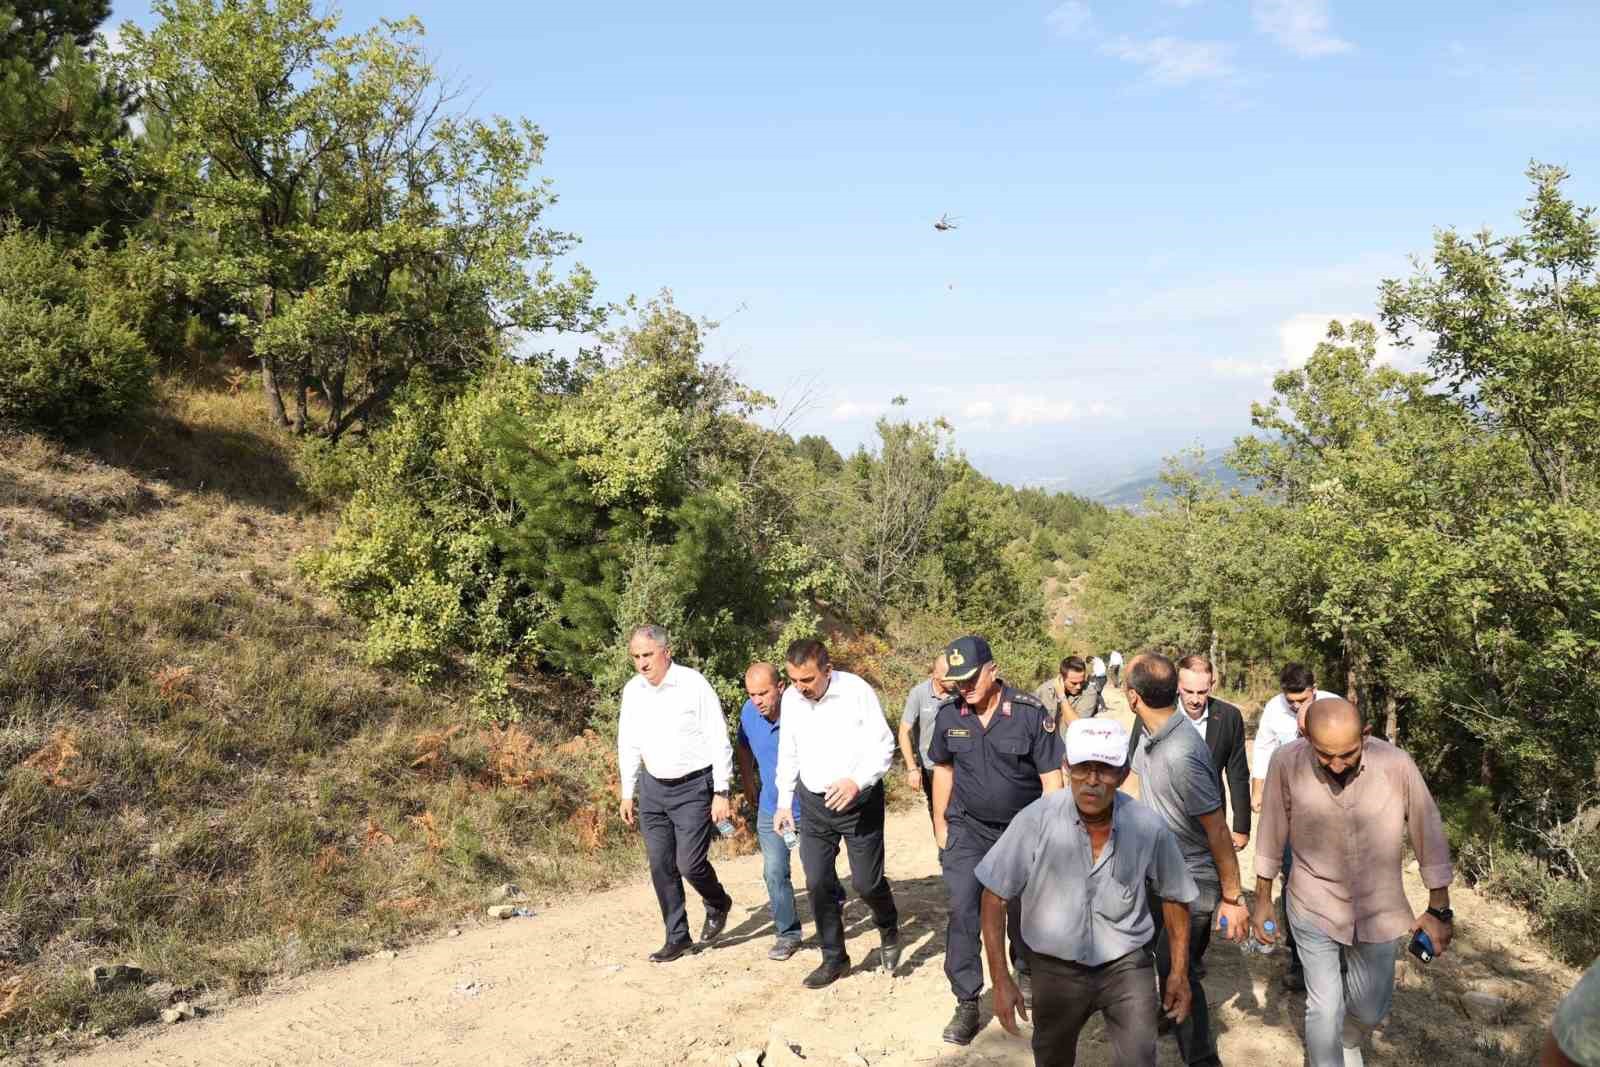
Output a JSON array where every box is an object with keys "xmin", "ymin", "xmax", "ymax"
[{"xmin": 977, "ymin": 717, "xmax": 1199, "ymax": 1067}]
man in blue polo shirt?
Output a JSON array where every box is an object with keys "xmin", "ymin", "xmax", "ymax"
[{"xmin": 738, "ymin": 661, "xmax": 840, "ymax": 961}]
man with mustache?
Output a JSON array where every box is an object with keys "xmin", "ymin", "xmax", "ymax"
[
  {"xmin": 976, "ymin": 717, "xmax": 1198, "ymax": 1066},
  {"xmin": 1251, "ymin": 697, "xmax": 1455, "ymax": 1067}
]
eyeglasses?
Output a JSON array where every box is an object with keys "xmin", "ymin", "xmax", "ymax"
[{"xmin": 1067, "ymin": 764, "xmax": 1124, "ymax": 783}]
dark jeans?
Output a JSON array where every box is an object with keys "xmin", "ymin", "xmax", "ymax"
[
  {"xmin": 1150, "ymin": 889, "xmax": 1221, "ymax": 1067},
  {"xmin": 638, "ymin": 767, "xmax": 731, "ymax": 945},
  {"xmin": 941, "ymin": 816, "xmax": 1027, "ymax": 1001},
  {"xmin": 1028, "ymin": 947, "xmax": 1157, "ymax": 1067},
  {"xmin": 797, "ymin": 783, "xmax": 898, "ymax": 965}
]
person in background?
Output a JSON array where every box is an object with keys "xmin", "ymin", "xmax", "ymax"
[
  {"xmin": 1251, "ymin": 662, "xmax": 1340, "ymax": 991},
  {"xmin": 616, "ymin": 624, "xmax": 735, "ymax": 964},
  {"xmin": 928, "ymin": 635, "xmax": 1064, "ymax": 1045},
  {"xmin": 1091, "ymin": 654, "xmax": 1108, "ymax": 689},
  {"xmin": 1109, "ymin": 649, "xmax": 1124, "ymax": 686},
  {"xmin": 898, "ymin": 653, "xmax": 951, "ymax": 821},
  {"xmin": 1543, "ymin": 957, "xmax": 1600, "ymax": 1066},
  {"xmin": 738, "ymin": 661, "xmax": 838, "ymax": 962},
  {"xmin": 1129, "ymin": 655, "xmax": 1250, "ymax": 852},
  {"xmin": 1124, "ymin": 652, "xmax": 1249, "ymax": 1067},
  {"xmin": 773, "ymin": 638, "xmax": 900, "ymax": 989},
  {"xmin": 1035, "ymin": 655, "xmax": 1105, "ymax": 727},
  {"xmin": 977, "ymin": 717, "xmax": 1198, "ymax": 1067},
  {"xmin": 1252, "ymin": 697, "xmax": 1455, "ymax": 1067}
]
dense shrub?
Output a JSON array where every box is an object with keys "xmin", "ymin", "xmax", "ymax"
[{"xmin": 0, "ymin": 227, "xmax": 159, "ymax": 433}]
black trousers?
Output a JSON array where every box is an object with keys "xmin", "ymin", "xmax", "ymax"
[
  {"xmin": 797, "ymin": 783, "xmax": 898, "ymax": 965},
  {"xmin": 1028, "ymin": 947, "xmax": 1157, "ymax": 1067},
  {"xmin": 942, "ymin": 815, "xmax": 1027, "ymax": 1001},
  {"xmin": 1149, "ymin": 888, "xmax": 1221, "ymax": 1067},
  {"xmin": 638, "ymin": 767, "xmax": 731, "ymax": 945},
  {"xmin": 920, "ymin": 768, "xmax": 936, "ymax": 817}
]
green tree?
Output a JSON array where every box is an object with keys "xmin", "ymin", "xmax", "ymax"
[
  {"xmin": 0, "ymin": 0, "xmax": 146, "ymax": 238},
  {"xmin": 120, "ymin": 0, "xmax": 598, "ymax": 438}
]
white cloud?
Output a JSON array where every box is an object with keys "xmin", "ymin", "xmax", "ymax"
[
  {"xmin": 1046, "ymin": 0, "xmax": 1094, "ymax": 38},
  {"xmin": 1101, "ymin": 35, "xmax": 1236, "ymax": 86},
  {"xmin": 829, "ymin": 399, "xmax": 889, "ymax": 422},
  {"xmin": 1211, "ymin": 312, "xmax": 1404, "ymax": 384},
  {"xmin": 962, "ymin": 400, "xmax": 997, "ymax": 420},
  {"xmin": 1251, "ymin": 0, "xmax": 1351, "ymax": 58}
]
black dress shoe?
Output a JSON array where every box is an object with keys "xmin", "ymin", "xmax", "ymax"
[
  {"xmin": 803, "ymin": 957, "xmax": 850, "ymax": 989},
  {"xmin": 701, "ymin": 905, "xmax": 730, "ymax": 944},
  {"xmin": 942, "ymin": 999, "xmax": 981, "ymax": 1045},
  {"xmin": 879, "ymin": 930, "xmax": 902, "ymax": 973},
  {"xmin": 649, "ymin": 939, "xmax": 694, "ymax": 963}
]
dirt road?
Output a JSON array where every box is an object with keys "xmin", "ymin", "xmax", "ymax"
[{"xmin": 54, "ymin": 695, "xmax": 1575, "ymax": 1066}]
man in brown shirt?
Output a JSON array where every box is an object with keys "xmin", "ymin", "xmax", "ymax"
[{"xmin": 1250, "ymin": 698, "xmax": 1455, "ymax": 1067}]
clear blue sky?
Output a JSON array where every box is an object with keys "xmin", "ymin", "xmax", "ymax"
[{"xmin": 113, "ymin": 0, "xmax": 1600, "ymax": 492}]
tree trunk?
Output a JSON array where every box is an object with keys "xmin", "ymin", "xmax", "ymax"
[
  {"xmin": 321, "ymin": 369, "xmax": 346, "ymax": 436},
  {"xmin": 290, "ymin": 368, "xmax": 309, "ymax": 435},
  {"xmin": 260, "ymin": 354, "xmax": 289, "ymax": 427}
]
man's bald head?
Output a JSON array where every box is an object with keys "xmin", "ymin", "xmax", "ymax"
[
  {"xmin": 1305, "ymin": 697, "xmax": 1361, "ymax": 742},
  {"xmin": 744, "ymin": 661, "xmax": 784, "ymax": 718},
  {"xmin": 1305, "ymin": 697, "xmax": 1365, "ymax": 783}
]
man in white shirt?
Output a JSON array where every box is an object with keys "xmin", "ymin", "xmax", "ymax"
[
  {"xmin": 616, "ymin": 625, "xmax": 735, "ymax": 963},
  {"xmin": 1091, "ymin": 655, "xmax": 1107, "ymax": 685},
  {"xmin": 773, "ymin": 637, "xmax": 900, "ymax": 989},
  {"xmin": 1249, "ymin": 661, "xmax": 1339, "ymax": 991},
  {"xmin": 1109, "ymin": 649, "xmax": 1124, "ymax": 686}
]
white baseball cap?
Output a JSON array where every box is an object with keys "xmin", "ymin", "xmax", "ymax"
[{"xmin": 1065, "ymin": 718, "xmax": 1130, "ymax": 768}]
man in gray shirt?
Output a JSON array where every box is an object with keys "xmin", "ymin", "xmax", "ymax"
[
  {"xmin": 977, "ymin": 717, "xmax": 1198, "ymax": 1066},
  {"xmin": 1125, "ymin": 652, "xmax": 1250, "ymax": 1067},
  {"xmin": 896, "ymin": 654, "xmax": 950, "ymax": 821}
]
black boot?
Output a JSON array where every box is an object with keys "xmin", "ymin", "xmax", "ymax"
[
  {"xmin": 942, "ymin": 999, "xmax": 981, "ymax": 1045},
  {"xmin": 879, "ymin": 929, "xmax": 902, "ymax": 973},
  {"xmin": 649, "ymin": 939, "xmax": 693, "ymax": 963},
  {"xmin": 700, "ymin": 904, "xmax": 730, "ymax": 945},
  {"xmin": 804, "ymin": 956, "xmax": 850, "ymax": 989}
]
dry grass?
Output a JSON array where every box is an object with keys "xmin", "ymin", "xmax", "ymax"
[{"xmin": 0, "ymin": 382, "xmax": 638, "ymax": 1051}]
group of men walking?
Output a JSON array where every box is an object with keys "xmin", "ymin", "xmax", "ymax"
[{"xmin": 617, "ymin": 624, "xmax": 1456, "ymax": 1067}]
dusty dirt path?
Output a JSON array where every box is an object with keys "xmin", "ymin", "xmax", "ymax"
[{"xmin": 53, "ymin": 692, "xmax": 1576, "ymax": 1067}]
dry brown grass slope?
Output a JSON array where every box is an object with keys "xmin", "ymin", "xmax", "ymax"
[{"xmin": 0, "ymin": 383, "xmax": 640, "ymax": 1051}]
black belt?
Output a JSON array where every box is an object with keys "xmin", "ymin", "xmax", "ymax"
[{"xmin": 648, "ymin": 766, "xmax": 712, "ymax": 787}]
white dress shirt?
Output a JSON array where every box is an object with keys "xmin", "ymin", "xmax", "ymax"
[
  {"xmin": 1250, "ymin": 689, "xmax": 1339, "ymax": 781},
  {"xmin": 774, "ymin": 670, "xmax": 894, "ymax": 809},
  {"xmin": 1185, "ymin": 703, "xmax": 1209, "ymax": 740},
  {"xmin": 617, "ymin": 662, "xmax": 733, "ymax": 801}
]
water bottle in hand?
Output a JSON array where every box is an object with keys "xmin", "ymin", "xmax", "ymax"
[
  {"xmin": 715, "ymin": 819, "xmax": 735, "ymax": 837},
  {"xmin": 1245, "ymin": 919, "xmax": 1278, "ymax": 955},
  {"xmin": 781, "ymin": 827, "xmax": 799, "ymax": 850}
]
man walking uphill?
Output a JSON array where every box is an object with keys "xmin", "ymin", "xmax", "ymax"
[
  {"xmin": 978, "ymin": 718, "xmax": 1199, "ymax": 1066},
  {"xmin": 737, "ymin": 662, "xmax": 838, "ymax": 962},
  {"xmin": 898, "ymin": 653, "xmax": 951, "ymax": 820},
  {"xmin": 1035, "ymin": 655, "xmax": 1104, "ymax": 727},
  {"xmin": 617, "ymin": 625, "xmax": 734, "ymax": 963},
  {"xmin": 929, "ymin": 635, "xmax": 1064, "ymax": 1046},
  {"xmin": 1125, "ymin": 652, "xmax": 1250, "ymax": 1067},
  {"xmin": 1252, "ymin": 697, "xmax": 1455, "ymax": 1067},
  {"xmin": 773, "ymin": 638, "xmax": 900, "ymax": 989}
]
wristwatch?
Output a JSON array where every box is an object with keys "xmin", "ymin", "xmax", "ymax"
[
  {"xmin": 1221, "ymin": 894, "xmax": 1245, "ymax": 908},
  {"xmin": 1426, "ymin": 906, "xmax": 1454, "ymax": 923}
]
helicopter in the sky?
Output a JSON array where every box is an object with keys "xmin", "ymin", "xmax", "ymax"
[{"xmin": 933, "ymin": 214, "xmax": 960, "ymax": 232}]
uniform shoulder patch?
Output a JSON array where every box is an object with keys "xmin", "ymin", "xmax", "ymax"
[
  {"xmin": 1008, "ymin": 689, "xmax": 1045, "ymax": 709},
  {"xmin": 1041, "ymin": 715, "xmax": 1056, "ymax": 733}
]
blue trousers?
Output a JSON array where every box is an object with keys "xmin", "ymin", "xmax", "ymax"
[{"xmin": 756, "ymin": 808, "xmax": 844, "ymax": 941}]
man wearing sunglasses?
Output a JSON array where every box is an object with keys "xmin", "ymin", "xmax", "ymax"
[
  {"xmin": 928, "ymin": 635, "xmax": 1065, "ymax": 1046},
  {"xmin": 977, "ymin": 717, "xmax": 1198, "ymax": 1066}
]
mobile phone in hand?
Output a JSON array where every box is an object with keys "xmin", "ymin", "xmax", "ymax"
[{"xmin": 1407, "ymin": 928, "xmax": 1435, "ymax": 964}]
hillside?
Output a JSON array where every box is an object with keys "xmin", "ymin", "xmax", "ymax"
[
  {"xmin": 1090, "ymin": 450, "xmax": 1251, "ymax": 511},
  {"xmin": 0, "ymin": 384, "xmax": 634, "ymax": 1049}
]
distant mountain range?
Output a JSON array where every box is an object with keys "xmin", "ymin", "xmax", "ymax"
[{"xmin": 1088, "ymin": 450, "xmax": 1252, "ymax": 510}]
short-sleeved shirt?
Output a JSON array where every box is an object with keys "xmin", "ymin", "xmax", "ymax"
[
  {"xmin": 976, "ymin": 790, "xmax": 1198, "ymax": 966},
  {"xmin": 928, "ymin": 684, "xmax": 1064, "ymax": 826},
  {"xmin": 1554, "ymin": 957, "xmax": 1600, "ymax": 1066},
  {"xmin": 736, "ymin": 700, "xmax": 799, "ymax": 819},
  {"xmin": 902, "ymin": 678, "xmax": 946, "ymax": 768},
  {"xmin": 1132, "ymin": 710, "xmax": 1225, "ymax": 890}
]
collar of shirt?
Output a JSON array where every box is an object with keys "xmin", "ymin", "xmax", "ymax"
[
  {"xmin": 1184, "ymin": 701, "xmax": 1210, "ymax": 735},
  {"xmin": 636, "ymin": 662, "xmax": 684, "ymax": 692},
  {"xmin": 952, "ymin": 680, "xmax": 1016, "ymax": 719},
  {"xmin": 1145, "ymin": 708, "xmax": 1188, "ymax": 748}
]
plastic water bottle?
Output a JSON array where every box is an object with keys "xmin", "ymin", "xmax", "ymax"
[
  {"xmin": 1240, "ymin": 918, "xmax": 1277, "ymax": 955},
  {"xmin": 781, "ymin": 827, "xmax": 799, "ymax": 850},
  {"xmin": 715, "ymin": 819, "xmax": 735, "ymax": 837}
]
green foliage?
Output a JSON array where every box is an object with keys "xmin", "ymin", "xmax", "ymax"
[
  {"xmin": 0, "ymin": 0, "xmax": 148, "ymax": 239},
  {"xmin": 119, "ymin": 0, "xmax": 598, "ymax": 438},
  {"xmin": 0, "ymin": 225, "xmax": 158, "ymax": 432}
]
